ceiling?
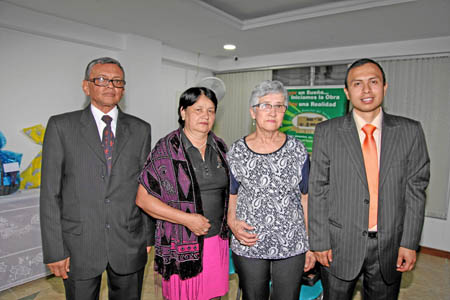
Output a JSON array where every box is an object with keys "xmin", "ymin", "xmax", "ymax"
[{"xmin": 4, "ymin": 0, "xmax": 450, "ymax": 59}]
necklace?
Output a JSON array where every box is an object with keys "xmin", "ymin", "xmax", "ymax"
[
  {"xmin": 183, "ymin": 129, "xmax": 207, "ymax": 149},
  {"xmin": 196, "ymin": 141, "xmax": 207, "ymax": 149}
]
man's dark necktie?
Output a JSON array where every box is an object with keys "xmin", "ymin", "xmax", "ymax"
[{"xmin": 101, "ymin": 115, "xmax": 114, "ymax": 173}]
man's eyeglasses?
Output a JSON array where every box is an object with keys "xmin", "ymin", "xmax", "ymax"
[
  {"xmin": 88, "ymin": 77, "xmax": 126, "ymax": 88},
  {"xmin": 252, "ymin": 103, "xmax": 287, "ymax": 113}
]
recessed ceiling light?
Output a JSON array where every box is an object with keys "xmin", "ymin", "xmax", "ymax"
[{"xmin": 224, "ymin": 44, "xmax": 236, "ymax": 51}]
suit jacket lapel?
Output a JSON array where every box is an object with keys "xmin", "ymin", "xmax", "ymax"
[
  {"xmin": 80, "ymin": 106, "xmax": 106, "ymax": 164},
  {"xmin": 379, "ymin": 112, "xmax": 400, "ymax": 190},
  {"xmin": 111, "ymin": 109, "xmax": 130, "ymax": 169},
  {"xmin": 339, "ymin": 113, "xmax": 368, "ymax": 188}
]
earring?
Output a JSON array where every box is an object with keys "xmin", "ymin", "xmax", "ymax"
[{"xmin": 252, "ymin": 119, "xmax": 256, "ymax": 126}]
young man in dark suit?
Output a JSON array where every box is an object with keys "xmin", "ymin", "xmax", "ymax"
[
  {"xmin": 309, "ymin": 58, "xmax": 430, "ymax": 300},
  {"xmin": 40, "ymin": 57, "xmax": 154, "ymax": 300}
]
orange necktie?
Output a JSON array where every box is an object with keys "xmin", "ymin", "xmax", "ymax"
[{"xmin": 362, "ymin": 124, "xmax": 379, "ymax": 228}]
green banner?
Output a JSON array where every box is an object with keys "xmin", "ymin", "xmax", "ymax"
[{"xmin": 280, "ymin": 86, "xmax": 348, "ymax": 153}]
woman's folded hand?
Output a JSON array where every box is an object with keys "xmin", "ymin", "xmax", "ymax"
[{"xmin": 228, "ymin": 219, "xmax": 258, "ymax": 246}]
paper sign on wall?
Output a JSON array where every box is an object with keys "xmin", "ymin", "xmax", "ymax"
[{"xmin": 280, "ymin": 86, "xmax": 348, "ymax": 153}]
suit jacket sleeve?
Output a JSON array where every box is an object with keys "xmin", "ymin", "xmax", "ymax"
[
  {"xmin": 40, "ymin": 116, "xmax": 69, "ymax": 263},
  {"xmin": 401, "ymin": 122, "xmax": 430, "ymax": 250},
  {"xmin": 139, "ymin": 123, "xmax": 155, "ymax": 246},
  {"xmin": 308, "ymin": 123, "xmax": 331, "ymax": 251}
]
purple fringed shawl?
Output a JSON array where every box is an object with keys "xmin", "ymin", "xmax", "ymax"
[{"xmin": 139, "ymin": 128, "xmax": 229, "ymax": 280}]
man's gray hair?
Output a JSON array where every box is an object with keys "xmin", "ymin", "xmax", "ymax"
[
  {"xmin": 84, "ymin": 57, "xmax": 125, "ymax": 80},
  {"xmin": 249, "ymin": 80, "xmax": 288, "ymax": 108}
]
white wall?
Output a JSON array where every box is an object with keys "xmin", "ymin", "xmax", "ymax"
[
  {"xmin": 118, "ymin": 34, "xmax": 164, "ymax": 139},
  {"xmin": 216, "ymin": 36, "xmax": 450, "ymax": 72},
  {"xmin": 422, "ymin": 204, "xmax": 450, "ymax": 251},
  {"xmin": 0, "ymin": 2, "xmax": 213, "ymax": 169},
  {"xmin": 0, "ymin": 27, "xmax": 118, "ymax": 168}
]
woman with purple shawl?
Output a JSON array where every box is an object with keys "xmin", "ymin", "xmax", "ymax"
[{"xmin": 136, "ymin": 87, "xmax": 230, "ymax": 300}]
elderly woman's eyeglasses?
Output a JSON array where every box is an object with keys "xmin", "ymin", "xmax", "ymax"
[
  {"xmin": 88, "ymin": 77, "xmax": 126, "ymax": 88},
  {"xmin": 252, "ymin": 103, "xmax": 287, "ymax": 113}
]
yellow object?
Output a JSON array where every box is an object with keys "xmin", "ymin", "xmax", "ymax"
[
  {"xmin": 20, "ymin": 125, "xmax": 45, "ymax": 189},
  {"xmin": 23, "ymin": 124, "xmax": 45, "ymax": 145}
]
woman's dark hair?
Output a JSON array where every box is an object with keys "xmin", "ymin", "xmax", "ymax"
[{"xmin": 177, "ymin": 87, "xmax": 218, "ymax": 127}]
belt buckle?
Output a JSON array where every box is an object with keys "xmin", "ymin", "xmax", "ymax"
[{"xmin": 368, "ymin": 231, "xmax": 378, "ymax": 239}]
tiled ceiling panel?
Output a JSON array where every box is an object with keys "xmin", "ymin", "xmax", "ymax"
[{"xmin": 198, "ymin": 0, "xmax": 348, "ymax": 19}]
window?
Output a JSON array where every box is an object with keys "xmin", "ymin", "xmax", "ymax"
[
  {"xmin": 273, "ymin": 64, "xmax": 347, "ymax": 86},
  {"xmin": 273, "ymin": 67, "xmax": 310, "ymax": 86}
]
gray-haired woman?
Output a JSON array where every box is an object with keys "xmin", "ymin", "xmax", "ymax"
[{"xmin": 227, "ymin": 80, "xmax": 315, "ymax": 300}]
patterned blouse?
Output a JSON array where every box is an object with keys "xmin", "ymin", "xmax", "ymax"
[{"xmin": 227, "ymin": 135, "xmax": 310, "ymax": 259}]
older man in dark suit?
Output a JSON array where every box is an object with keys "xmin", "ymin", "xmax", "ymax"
[
  {"xmin": 308, "ymin": 58, "xmax": 430, "ymax": 300},
  {"xmin": 40, "ymin": 57, "xmax": 154, "ymax": 300}
]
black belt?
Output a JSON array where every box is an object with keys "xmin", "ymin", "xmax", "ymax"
[{"xmin": 368, "ymin": 231, "xmax": 378, "ymax": 239}]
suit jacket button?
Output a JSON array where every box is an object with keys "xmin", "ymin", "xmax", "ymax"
[
  {"xmin": 105, "ymin": 198, "xmax": 111, "ymax": 204},
  {"xmin": 106, "ymin": 224, "xmax": 111, "ymax": 229},
  {"xmin": 362, "ymin": 230, "xmax": 367, "ymax": 236},
  {"xmin": 364, "ymin": 199, "xmax": 369, "ymax": 204}
]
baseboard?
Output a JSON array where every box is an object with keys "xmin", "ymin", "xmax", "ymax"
[{"xmin": 419, "ymin": 246, "xmax": 450, "ymax": 259}]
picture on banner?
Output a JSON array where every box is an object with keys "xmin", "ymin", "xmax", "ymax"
[{"xmin": 280, "ymin": 86, "xmax": 348, "ymax": 153}]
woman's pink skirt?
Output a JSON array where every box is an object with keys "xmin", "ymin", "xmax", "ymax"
[{"xmin": 161, "ymin": 235, "xmax": 229, "ymax": 300}]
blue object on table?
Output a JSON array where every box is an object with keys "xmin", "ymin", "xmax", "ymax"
[{"xmin": 0, "ymin": 131, "xmax": 22, "ymax": 195}]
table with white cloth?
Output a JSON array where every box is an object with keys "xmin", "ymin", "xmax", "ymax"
[{"xmin": 0, "ymin": 189, "xmax": 49, "ymax": 291}]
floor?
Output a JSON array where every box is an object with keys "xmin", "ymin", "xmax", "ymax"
[{"xmin": 0, "ymin": 252, "xmax": 448, "ymax": 300}]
